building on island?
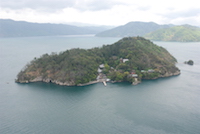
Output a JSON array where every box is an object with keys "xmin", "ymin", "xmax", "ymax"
[
  {"xmin": 120, "ymin": 58, "xmax": 129, "ymax": 63},
  {"xmin": 123, "ymin": 59, "xmax": 129, "ymax": 63},
  {"xmin": 99, "ymin": 64, "xmax": 105, "ymax": 69}
]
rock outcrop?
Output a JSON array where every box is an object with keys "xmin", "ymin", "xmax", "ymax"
[{"xmin": 184, "ymin": 60, "xmax": 194, "ymax": 65}]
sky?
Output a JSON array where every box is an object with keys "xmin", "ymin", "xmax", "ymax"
[{"xmin": 0, "ymin": 0, "xmax": 200, "ymax": 26}]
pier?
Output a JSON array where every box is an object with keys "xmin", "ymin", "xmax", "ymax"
[{"xmin": 103, "ymin": 81, "xmax": 107, "ymax": 86}]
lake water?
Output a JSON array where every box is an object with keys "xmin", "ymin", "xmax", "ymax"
[{"xmin": 0, "ymin": 35, "xmax": 200, "ymax": 134}]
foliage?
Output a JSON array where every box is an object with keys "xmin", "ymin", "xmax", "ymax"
[
  {"xmin": 185, "ymin": 60, "xmax": 194, "ymax": 65},
  {"xmin": 16, "ymin": 37, "xmax": 179, "ymax": 85},
  {"xmin": 187, "ymin": 60, "xmax": 194, "ymax": 65},
  {"xmin": 144, "ymin": 25, "xmax": 200, "ymax": 42}
]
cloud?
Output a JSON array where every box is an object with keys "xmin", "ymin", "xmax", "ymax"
[
  {"xmin": 162, "ymin": 8, "xmax": 200, "ymax": 19},
  {"xmin": 0, "ymin": 0, "xmax": 74, "ymax": 10},
  {"xmin": 0, "ymin": 0, "xmax": 200, "ymax": 26},
  {"xmin": 0, "ymin": 0, "xmax": 122, "ymax": 11}
]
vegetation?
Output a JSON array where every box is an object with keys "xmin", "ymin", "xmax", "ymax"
[
  {"xmin": 16, "ymin": 37, "xmax": 180, "ymax": 85},
  {"xmin": 96, "ymin": 21, "xmax": 172, "ymax": 37},
  {"xmin": 144, "ymin": 25, "xmax": 200, "ymax": 42},
  {"xmin": 184, "ymin": 60, "xmax": 194, "ymax": 65},
  {"xmin": 96, "ymin": 22, "xmax": 200, "ymax": 42}
]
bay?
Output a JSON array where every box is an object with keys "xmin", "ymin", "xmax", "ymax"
[{"xmin": 0, "ymin": 35, "xmax": 200, "ymax": 134}]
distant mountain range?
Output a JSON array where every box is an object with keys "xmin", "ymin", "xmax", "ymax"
[
  {"xmin": 0, "ymin": 19, "xmax": 110, "ymax": 37},
  {"xmin": 1, "ymin": 19, "xmax": 200, "ymax": 42},
  {"xmin": 96, "ymin": 21, "xmax": 200, "ymax": 42},
  {"xmin": 96, "ymin": 22, "xmax": 173, "ymax": 37},
  {"xmin": 144, "ymin": 25, "xmax": 200, "ymax": 42}
]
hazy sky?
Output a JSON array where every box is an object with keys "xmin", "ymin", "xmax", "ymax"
[{"xmin": 0, "ymin": 0, "xmax": 200, "ymax": 26}]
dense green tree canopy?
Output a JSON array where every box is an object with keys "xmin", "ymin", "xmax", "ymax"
[{"xmin": 16, "ymin": 37, "xmax": 180, "ymax": 85}]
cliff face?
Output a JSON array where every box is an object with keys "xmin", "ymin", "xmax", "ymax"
[{"xmin": 16, "ymin": 37, "xmax": 180, "ymax": 86}]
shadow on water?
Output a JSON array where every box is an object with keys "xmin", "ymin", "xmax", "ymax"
[
  {"xmin": 110, "ymin": 74, "xmax": 181, "ymax": 89},
  {"xmin": 14, "ymin": 74, "xmax": 181, "ymax": 102},
  {"xmin": 16, "ymin": 74, "xmax": 180, "ymax": 91},
  {"xmin": 16, "ymin": 82, "xmax": 97, "ymax": 95},
  {"xmin": 141, "ymin": 74, "xmax": 181, "ymax": 84},
  {"xmin": 111, "ymin": 81, "xmax": 132, "ymax": 87}
]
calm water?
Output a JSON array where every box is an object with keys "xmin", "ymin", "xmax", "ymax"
[{"xmin": 0, "ymin": 35, "xmax": 200, "ymax": 134}]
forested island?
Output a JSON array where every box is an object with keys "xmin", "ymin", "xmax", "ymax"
[{"xmin": 16, "ymin": 37, "xmax": 180, "ymax": 86}]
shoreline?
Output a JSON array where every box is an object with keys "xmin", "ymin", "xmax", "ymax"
[
  {"xmin": 15, "ymin": 70, "xmax": 181, "ymax": 86},
  {"xmin": 77, "ymin": 80, "xmax": 100, "ymax": 86}
]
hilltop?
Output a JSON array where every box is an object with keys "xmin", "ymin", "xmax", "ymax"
[
  {"xmin": 96, "ymin": 22, "xmax": 172, "ymax": 37},
  {"xmin": 16, "ymin": 37, "xmax": 180, "ymax": 86},
  {"xmin": 144, "ymin": 25, "xmax": 200, "ymax": 42}
]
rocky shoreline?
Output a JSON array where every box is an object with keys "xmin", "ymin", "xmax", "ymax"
[
  {"xmin": 15, "ymin": 70, "xmax": 181, "ymax": 86},
  {"xmin": 159, "ymin": 70, "xmax": 181, "ymax": 78}
]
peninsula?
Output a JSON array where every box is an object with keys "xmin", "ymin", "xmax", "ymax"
[
  {"xmin": 144, "ymin": 25, "xmax": 200, "ymax": 42},
  {"xmin": 16, "ymin": 37, "xmax": 180, "ymax": 86}
]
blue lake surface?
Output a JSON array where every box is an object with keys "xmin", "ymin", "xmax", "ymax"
[{"xmin": 0, "ymin": 35, "xmax": 200, "ymax": 134}]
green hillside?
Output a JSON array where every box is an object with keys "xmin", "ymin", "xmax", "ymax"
[
  {"xmin": 144, "ymin": 25, "xmax": 200, "ymax": 42},
  {"xmin": 96, "ymin": 21, "xmax": 171, "ymax": 37},
  {"xmin": 16, "ymin": 37, "xmax": 180, "ymax": 86}
]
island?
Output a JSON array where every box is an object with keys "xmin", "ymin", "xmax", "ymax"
[
  {"xmin": 15, "ymin": 37, "xmax": 180, "ymax": 86},
  {"xmin": 184, "ymin": 60, "xmax": 194, "ymax": 65}
]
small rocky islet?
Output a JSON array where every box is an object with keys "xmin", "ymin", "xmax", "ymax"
[
  {"xmin": 15, "ymin": 37, "xmax": 180, "ymax": 86},
  {"xmin": 184, "ymin": 60, "xmax": 194, "ymax": 65}
]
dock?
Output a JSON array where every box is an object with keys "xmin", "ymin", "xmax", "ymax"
[{"xmin": 103, "ymin": 81, "xmax": 107, "ymax": 86}]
